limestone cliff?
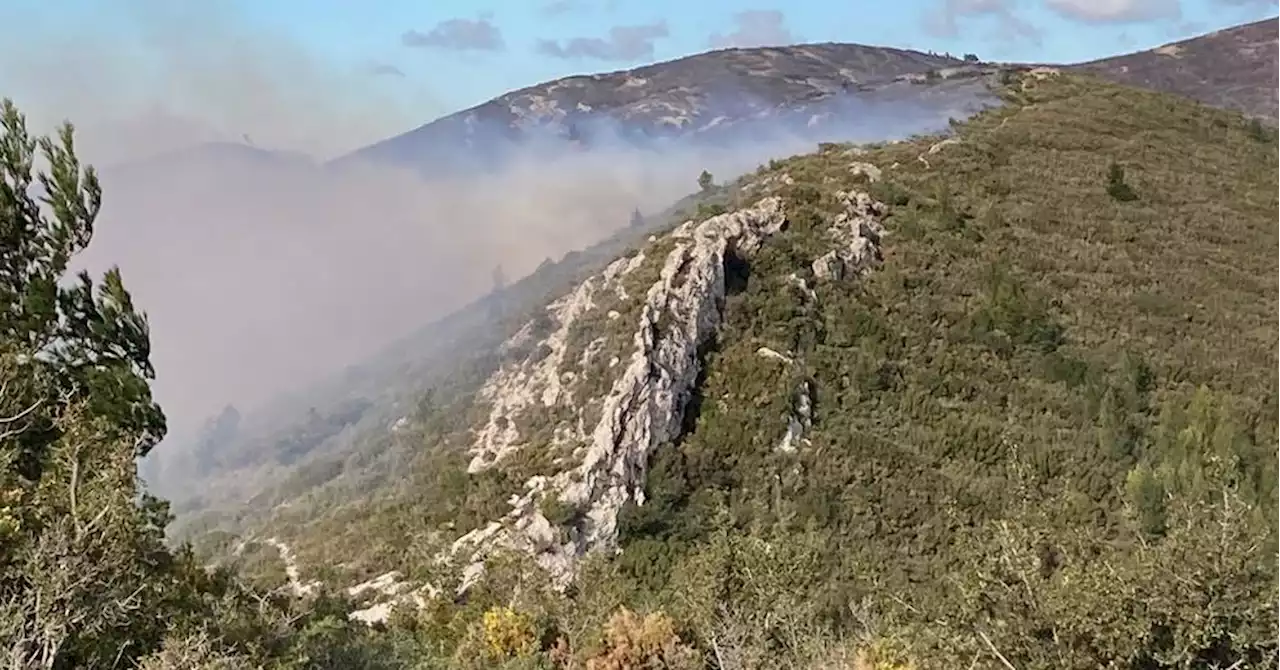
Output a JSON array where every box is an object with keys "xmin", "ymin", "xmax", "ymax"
[{"xmin": 450, "ymin": 184, "xmax": 889, "ymax": 591}]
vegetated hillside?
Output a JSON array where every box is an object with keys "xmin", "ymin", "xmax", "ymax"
[
  {"xmin": 1065, "ymin": 16, "xmax": 1278, "ymax": 121},
  {"xmin": 153, "ymin": 16, "xmax": 1279, "ymax": 542},
  {"xmin": 333, "ymin": 45, "xmax": 988, "ymax": 175},
  {"xmin": 7, "ymin": 70, "xmax": 1273, "ymax": 667},
  {"xmin": 198, "ymin": 72, "xmax": 1278, "ymax": 668},
  {"xmin": 122, "ymin": 19, "xmax": 1276, "ymax": 520}
]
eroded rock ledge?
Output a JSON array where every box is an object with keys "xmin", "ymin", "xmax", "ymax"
[
  {"xmin": 454, "ymin": 196, "xmax": 791, "ymax": 589},
  {"xmin": 447, "ymin": 187, "xmax": 889, "ymax": 593}
]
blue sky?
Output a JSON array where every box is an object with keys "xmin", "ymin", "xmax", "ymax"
[{"xmin": 0, "ymin": 0, "xmax": 1274, "ymax": 154}]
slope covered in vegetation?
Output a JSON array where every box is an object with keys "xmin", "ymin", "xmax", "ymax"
[
  {"xmin": 204, "ymin": 70, "xmax": 1279, "ymax": 668},
  {"xmin": 3, "ymin": 66, "xmax": 1276, "ymax": 668}
]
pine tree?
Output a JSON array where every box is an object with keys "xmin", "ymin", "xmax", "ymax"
[
  {"xmin": 0, "ymin": 98, "xmax": 384, "ymax": 669},
  {"xmin": 0, "ymin": 100, "xmax": 165, "ymax": 473},
  {"xmin": 0, "ymin": 96, "xmax": 181, "ymax": 667}
]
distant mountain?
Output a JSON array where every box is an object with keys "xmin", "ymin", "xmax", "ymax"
[
  {"xmin": 109, "ymin": 19, "xmax": 1277, "ymax": 186},
  {"xmin": 332, "ymin": 19, "xmax": 1278, "ymax": 176},
  {"xmin": 100, "ymin": 141, "xmax": 323, "ymax": 209},
  {"xmin": 1065, "ymin": 17, "xmax": 1277, "ymax": 121},
  {"xmin": 106, "ymin": 141, "xmax": 316, "ymax": 180},
  {"xmin": 331, "ymin": 46, "xmax": 997, "ymax": 175}
]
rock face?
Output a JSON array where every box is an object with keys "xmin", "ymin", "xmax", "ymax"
[
  {"xmin": 450, "ymin": 187, "xmax": 890, "ymax": 590},
  {"xmin": 454, "ymin": 197, "xmax": 791, "ymax": 588},
  {"xmin": 811, "ymin": 190, "xmax": 887, "ymax": 282},
  {"xmin": 348, "ymin": 572, "xmax": 437, "ymax": 625}
]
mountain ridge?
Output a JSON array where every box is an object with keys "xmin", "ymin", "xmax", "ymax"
[
  {"xmin": 1067, "ymin": 16, "xmax": 1277, "ymax": 120},
  {"xmin": 333, "ymin": 43, "xmax": 973, "ymax": 173},
  {"xmin": 334, "ymin": 17, "xmax": 1277, "ymax": 175},
  {"xmin": 105, "ymin": 18, "xmax": 1276, "ymax": 184}
]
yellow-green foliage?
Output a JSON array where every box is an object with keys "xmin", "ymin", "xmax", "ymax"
[
  {"xmin": 853, "ymin": 642, "xmax": 918, "ymax": 670},
  {"xmin": 0, "ymin": 483, "xmax": 22, "ymax": 539},
  {"xmin": 478, "ymin": 606, "xmax": 540, "ymax": 661}
]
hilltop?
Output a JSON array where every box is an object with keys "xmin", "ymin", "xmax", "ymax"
[
  {"xmin": 1067, "ymin": 17, "xmax": 1278, "ymax": 121},
  {"xmin": 337, "ymin": 18, "xmax": 1277, "ymax": 176},
  {"xmin": 334, "ymin": 44, "xmax": 989, "ymax": 175},
  {"xmin": 169, "ymin": 69, "xmax": 1279, "ymax": 668}
]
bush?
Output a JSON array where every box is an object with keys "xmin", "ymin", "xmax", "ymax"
[
  {"xmin": 1106, "ymin": 161, "xmax": 1138, "ymax": 201},
  {"xmin": 481, "ymin": 607, "xmax": 540, "ymax": 660},
  {"xmin": 583, "ymin": 608, "xmax": 701, "ymax": 670}
]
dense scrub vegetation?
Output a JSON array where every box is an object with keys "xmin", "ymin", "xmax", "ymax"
[{"xmin": 3, "ymin": 68, "xmax": 1276, "ymax": 668}]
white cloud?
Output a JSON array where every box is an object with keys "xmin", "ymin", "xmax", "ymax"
[
  {"xmin": 1044, "ymin": 0, "xmax": 1182, "ymax": 23},
  {"xmin": 708, "ymin": 10, "xmax": 797, "ymax": 49}
]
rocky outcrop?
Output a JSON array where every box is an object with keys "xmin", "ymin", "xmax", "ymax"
[
  {"xmin": 916, "ymin": 137, "xmax": 962, "ymax": 169},
  {"xmin": 446, "ymin": 185, "xmax": 889, "ymax": 593},
  {"xmin": 778, "ymin": 379, "xmax": 814, "ymax": 453},
  {"xmin": 347, "ymin": 572, "xmax": 437, "ymax": 625},
  {"xmin": 452, "ymin": 197, "xmax": 790, "ymax": 589},
  {"xmin": 811, "ymin": 190, "xmax": 887, "ymax": 282},
  {"xmin": 264, "ymin": 538, "xmax": 321, "ymax": 598},
  {"xmin": 470, "ymin": 252, "xmax": 648, "ymax": 473}
]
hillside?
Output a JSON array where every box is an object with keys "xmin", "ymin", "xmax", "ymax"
[
  {"xmin": 106, "ymin": 20, "xmax": 1276, "ymax": 510},
  {"xmin": 4, "ymin": 38, "xmax": 1275, "ymax": 662},
  {"xmin": 179, "ymin": 70, "xmax": 1280, "ymax": 668},
  {"xmin": 1066, "ymin": 17, "xmax": 1278, "ymax": 121},
  {"xmin": 332, "ymin": 45, "xmax": 986, "ymax": 175},
  {"xmin": 149, "ymin": 18, "xmax": 1280, "ymax": 540},
  {"xmin": 151, "ymin": 175, "xmax": 748, "ymax": 540},
  {"xmin": 335, "ymin": 19, "xmax": 1277, "ymax": 176}
]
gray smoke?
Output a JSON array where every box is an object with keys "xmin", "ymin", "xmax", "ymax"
[{"xmin": 0, "ymin": 1, "xmax": 981, "ymax": 490}]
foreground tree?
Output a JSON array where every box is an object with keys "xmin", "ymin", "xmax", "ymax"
[
  {"xmin": 0, "ymin": 98, "xmax": 396, "ymax": 670},
  {"xmin": 0, "ymin": 97, "xmax": 184, "ymax": 666}
]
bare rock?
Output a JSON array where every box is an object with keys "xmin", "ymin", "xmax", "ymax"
[
  {"xmin": 810, "ymin": 190, "xmax": 887, "ymax": 283},
  {"xmin": 849, "ymin": 162, "xmax": 882, "ymax": 182},
  {"xmin": 778, "ymin": 379, "xmax": 814, "ymax": 453},
  {"xmin": 451, "ymin": 197, "xmax": 791, "ymax": 590}
]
